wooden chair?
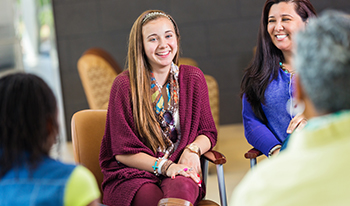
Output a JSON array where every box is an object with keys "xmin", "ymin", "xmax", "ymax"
[
  {"xmin": 71, "ymin": 109, "xmax": 228, "ymax": 206},
  {"xmin": 77, "ymin": 48, "xmax": 122, "ymax": 109}
]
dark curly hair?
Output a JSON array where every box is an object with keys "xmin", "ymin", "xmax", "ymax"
[{"xmin": 0, "ymin": 73, "xmax": 58, "ymax": 178}]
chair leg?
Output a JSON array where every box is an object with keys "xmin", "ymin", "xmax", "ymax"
[
  {"xmin": 202, "ymin": 158, "xmax": 209, "ymax": 186},
  {"xmin": 158, "ymin": 198, "xmax": 193, "ymax": 206},
  {"xmin": 250, "ymin": 158, "xmax": 257, "ymax": 169},
  {"xmin": 216, "ymin": 164, "xmax": 228, "ymax": 206}
]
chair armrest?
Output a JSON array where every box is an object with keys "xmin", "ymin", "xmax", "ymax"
[
  {"xmin": 202, "ymin": 150, "xmax": 228, "ymax": 206},
  {"xmin": 244, "ymin": 148, "xmax": 263, "ymax": 159},
  {"xmin": 202, "ymin": 150, "xmax": 226, "ymax": 165}
]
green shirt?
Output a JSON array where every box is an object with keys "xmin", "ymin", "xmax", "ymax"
[
  {"xmin": 64, "ymin": 165, "xmax": 101, "ymax": 206},
  {"xmin": 231, "ymin": 111, "xmax": 350, "ymax": 206}
]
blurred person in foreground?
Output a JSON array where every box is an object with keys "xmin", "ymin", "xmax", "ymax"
[
  {"xmin": 231, "ymin": 10, "xmax": 350, "ymax": 206},
  {"xmin": 0, "ymin": 73, "xmax": 100, "ymax": 206}
]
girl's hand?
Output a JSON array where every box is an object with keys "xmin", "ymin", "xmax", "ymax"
[
  {"xmin": 179, "ymin": 148, "xmax": 202, "ymax": 183},
  {"xmin": 287, "ymin": 113, "xmax": 307, "ymax": 134},
  {"xmin": 166, "ymin": 162, "xmax": 202, "ymax": 187},
  {"xmin": 178, "ymin": 148, "xmax": 201, "ymax": 174}
]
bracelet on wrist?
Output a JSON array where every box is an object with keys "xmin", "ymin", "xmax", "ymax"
[
  {"xmin": 162, "ymin": 160, "xmax": 174, "ymax": 176},
  {"xmin": 152, "ymin": 158, "xmax": 161, "ymax": 176},
  {"xmin": 268, "ymin": 145, "xmax": 282, "ymax": 158},
  {"xmin": 157, "ymin": 158, "xmax": 167, "ymax": 175},
  {"xmin": 185, "ymin": 143, "xmax": 201, "ymax": 157}
]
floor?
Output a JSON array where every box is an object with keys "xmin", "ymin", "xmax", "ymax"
[{"xmin": 59, "ymin": 123, "xmax": 268, "ymax": 205}]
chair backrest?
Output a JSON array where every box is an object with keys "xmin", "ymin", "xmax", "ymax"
[
  {"xmin": 71, "ymin": 109, "xmax": 107, "ymax": 200},
  {"xmin": 77, "ymin": 48, "xmax": 122, "ymax": 109},
  {"xmin": 178, "ymin": 57, "xmax": 199, "ymax": 68}
]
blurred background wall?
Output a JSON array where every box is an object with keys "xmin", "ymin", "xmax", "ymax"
[
  {"xmin": 0, "ymin": 0, "xmax": 22, "ymax": 75},
  {"xmin": 50, "ymin": 0, "xmax": 350, "ymax": 140}
]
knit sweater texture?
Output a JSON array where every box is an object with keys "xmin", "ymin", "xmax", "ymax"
[
  {"xmin": 99, "ymin": 65, "xmax": 217, "ymax": 206},
  {"xmin": 242, "ymin": 68, "xmax": 295, "ymax": 156}
]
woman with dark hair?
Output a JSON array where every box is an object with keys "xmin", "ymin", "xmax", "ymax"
[
  {"xmin": 240, "ymin": 0, "xmax": 316, "ymax": 157},
  {"xmin": 0, "ymin": 73, "xmax": 100, "ymax": 205},
  {"xmin": 99, "ymin": 9, "xmax": 216, "ymax": 206},
  {"xmin": 232, "ymin": 10, "xmax": 350, "ymax": 205}
]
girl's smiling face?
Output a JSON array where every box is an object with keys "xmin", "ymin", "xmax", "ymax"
[{"xmin": 142, "ymin": 17, "xmax": 178, "ymax": 72}]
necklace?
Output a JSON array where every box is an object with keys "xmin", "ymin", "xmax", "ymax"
[
  {"xmin": 279, "ymin": 62, "xmax": 295, "ymax": 75},
  {"xmin": 280, "ymin": 61, "xmax": 300, "ymax": 118}
]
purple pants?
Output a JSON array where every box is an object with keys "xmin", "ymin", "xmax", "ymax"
[{"xmin": 132, "ymin": 176, "xmax": 200, "ymax": 206}]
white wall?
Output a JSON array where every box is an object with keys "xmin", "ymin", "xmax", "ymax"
[{"xmin": 0, "ymin": 0, "xmax": 22, "ymax": 75}]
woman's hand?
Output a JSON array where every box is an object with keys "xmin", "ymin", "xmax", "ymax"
[{"xmin": 287, "ymin": 113, "xmax": 307, "ymax": 134}]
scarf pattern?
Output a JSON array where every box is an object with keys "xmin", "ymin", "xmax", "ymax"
[{"xmin": 150, "ymin": 63, "xmax": 180, "ymax": 157}]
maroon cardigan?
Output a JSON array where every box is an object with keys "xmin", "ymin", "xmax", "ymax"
[{"xmin": 99, "ymin": 65, "xmax": 217, "ymax": 206}]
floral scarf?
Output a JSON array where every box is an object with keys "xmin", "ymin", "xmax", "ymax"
[{"xmin": 150, "ymin": 63, "xmax": 179, "ymax": 157}]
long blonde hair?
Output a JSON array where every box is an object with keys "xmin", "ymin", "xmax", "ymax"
[{"xmin": 126, "ymin": 10, "xmax": 181, "ymax": 153}]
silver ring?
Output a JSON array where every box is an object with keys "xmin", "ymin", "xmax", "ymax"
[
  {"xmin": 188, "ymin": 167, "xmax": 193, "ymax": 172},
  {"xmin": 177, "ymin": 170, "xmax": 182, "ymax": 174}
]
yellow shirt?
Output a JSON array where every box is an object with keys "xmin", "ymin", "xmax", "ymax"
[
  {"xmin": 64, "ymin": 165, "xmax": 101, "ymax": 206},
  {"xmin": 231, "ymin": 111, "xmax": 350, "ymax": 206}
]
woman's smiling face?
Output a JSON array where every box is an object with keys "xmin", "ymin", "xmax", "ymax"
[
  {"xmin": 267, "ymin": 2, "xmax": 306, "ymax": 53},
  {"xmin": 142, "ymin": 17, "xmax": 178, "ymax": 72}
]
